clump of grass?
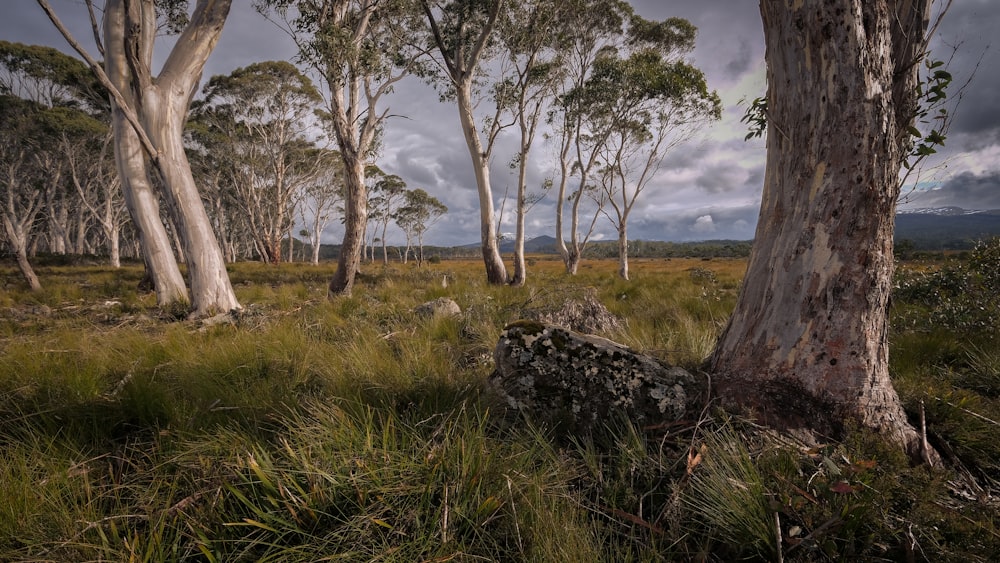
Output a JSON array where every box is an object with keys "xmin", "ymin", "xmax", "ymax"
[{"xmin": 683, "ymin": 420, "xmax": 775, "ymax": 559}]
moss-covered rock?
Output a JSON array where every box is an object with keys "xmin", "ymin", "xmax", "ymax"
[{"xmin": 491, "ymin": 321, "xmax": 706, "ymax": 436}]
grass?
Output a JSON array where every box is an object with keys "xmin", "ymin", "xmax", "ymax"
[{"xmin": 1, "ymin": 254, "xmax": 998, "ymax": 561}]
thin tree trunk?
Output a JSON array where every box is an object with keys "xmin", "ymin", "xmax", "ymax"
[
  {"xmin": 456, "ymin": 83, "xmax": 507, "ymax": 284},
  {"xmin": 510, "ymin": 146, "xmax": 528, "ymax": 287},
  {"xmin": 2, "ymin": 216, "xmax": 42, "ymax": 291},
  {"xmin": 709, "ymin": 0, "xmax": 933, "ymax": 461},
  {"xmin": 617, "ymin": 223, "xmax": 628, "ymax": 280}
]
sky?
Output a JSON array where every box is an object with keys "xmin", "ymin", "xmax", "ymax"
[{"xmin": 3, "ymin": 1, "xmax": 997, "ymax": 247}]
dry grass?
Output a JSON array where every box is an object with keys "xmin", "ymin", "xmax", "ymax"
[{"xmin": 0, "ymin": 254, "xmax": 997, "ymax": 561}]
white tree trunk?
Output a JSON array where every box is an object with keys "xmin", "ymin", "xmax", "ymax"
[
  {"xmin": 103, "ymin": 0, "xmax": 238, "ymax": 317},
  {"xmin": 329, "ymin": 157, "xmax": 367, "ymax": 296},
  {"xmin": 456, "ymin": 83, "xmax": 507, "ymax": 285}
]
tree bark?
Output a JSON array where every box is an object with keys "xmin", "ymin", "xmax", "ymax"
[
  {"xmin": 617, "ymin": 222, "xmax": 628, "ymax": 281},
  {"xmin": 2, "ymin": 215, "xmax": 42, "ymax": 292},
  {"xmin": 329, "ymin": 157, "xmax": 367, "ymax": 296},
  {"xmin": 103, "ymin": 3, "xmax": 188, "ymax": 306},
  {"xmin": 709, "ymin": 0, "xmax": 933, "ymax": 461},
  {"xmin": 456, "ymin": 84, "xmax": 508, "ymax": 285},
  {"xmin": 104, "ymin": 0, "xmax": 239, "ymax": 317}
]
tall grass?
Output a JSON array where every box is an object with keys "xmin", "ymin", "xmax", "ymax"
[{"xmin": 1, "ymin": 255, "xmax": 998, "ymax": 561}]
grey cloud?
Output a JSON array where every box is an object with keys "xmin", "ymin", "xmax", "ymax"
[
  {"xmin": 695, "ymin": 162, "xmax": 747, "ymax": 194},
  {"xmin": 631, "ymin": 204, "xmax": 760, "ymax": 242},
  {"xmin": 901, "ymin": 171, "xmax": 1000, "ymax": 210},
  {"xmin": 724, "ymin": 39, "xmax": 754, "ymax": 79}
]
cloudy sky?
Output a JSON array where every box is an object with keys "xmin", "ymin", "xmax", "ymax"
[{"xmin": 3, "ymin": 1, "xmax": 997, "ymax": 246}]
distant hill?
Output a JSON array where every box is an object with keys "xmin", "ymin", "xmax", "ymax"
[
  {"xmin": 309, "ymin": 208, "xmax": 1000, "ymax": 261},
  {"xmin": 499, "ymin": 235, "xmax": 558, "ymax": 253},
  {"xmin": 895, "ymin": 208, "xmax": 1000, "ymax": 249}
]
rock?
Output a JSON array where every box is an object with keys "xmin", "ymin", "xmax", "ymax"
[
  {"xmin": 491, "ymin": 320, "xmax": 704, "ymax": 435},
  {"xmin": 414, "ymin": 297, "xmax": 461, "ymax": 318},
  {"xmin": 529, "ymin": 288, "xmax": 622, "ymax": 335}
]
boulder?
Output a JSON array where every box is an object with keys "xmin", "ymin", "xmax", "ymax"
[
  {"xmin": 414, "ymin": 297, "xmax": 461, "ymax": 318},
  {"xmin": 491, "ymin": 320, "xmax": 705, "ymax": 435},
  {"xmin": 531, "ymin": 288, "xmax": 622, "ymax": 334}
]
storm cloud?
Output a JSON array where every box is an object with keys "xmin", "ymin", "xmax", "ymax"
[{"xmin": 4, "ymin": 0, "xmax": 997, "ymax": 246}]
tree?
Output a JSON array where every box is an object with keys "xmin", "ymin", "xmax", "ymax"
[
  {"xmin": 301, "ymin": 148, "xmax": 344, "ymax": 265},
  {"xmin": 494, "ymin": 0, "xmax": 565, "ymax": 286},
  {"xmin": 367, "ymin": 171, "xmax": 408, "ymax": 264},
  {"xmin": 587, "ymin": 42, "xmax": 721, "ymax": 280},
  {"xmin": 709, "ymin": 0, "xmax": 936, "ymax": 461},
  {"xmin": 258, "ymin": 0, "xmax": 425, "ymax": 296},
  {"xmin": 38, "ymin": 0, "xmax": 239, "ymax": 317},
  {"xmin": 0, "ymin": 96, "xmax": 46, "ymax": 291},
  {"xmin": 420, "ymin": 0, "xmax": 508, "ymax": 284},
  {"xmin": 193, "ymin": 61, "xmax": 323, "ymax": 264},
  {"xmin": 58, "ymin": 110, "xmax": 129, "ymax": 267},
  {"xmin": 548, "ymin": 0, "xmax": 630, "ymax": 275},
  {"xmin": 394, "ymin": 188, "xmax": 447, "ymax": 266}
]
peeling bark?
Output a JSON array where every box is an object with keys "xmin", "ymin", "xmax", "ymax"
[{"xmin": 709, "ymin": 0, "xmax": 934, "ymax": 462}]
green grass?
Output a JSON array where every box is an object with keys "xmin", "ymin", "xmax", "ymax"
[{"xmin": 0, "ymin": 255, "xmax": 998, "ymax": 561}]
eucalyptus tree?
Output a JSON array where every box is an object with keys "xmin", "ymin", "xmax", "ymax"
[
  {"xmin": 0, "ymin": 95, "xmax": 46, "ymax": 290},
  {"xmin": 194, "ymin": 61, "xmax": 323, "ymax": 264},
  {"xmin": 586, "ymin": 41, "xmax": 721, "ymax": 280},
  {"xmin": 301, "ymin": 147, "xmax": 345, "ymax": 265},
  {"xmin": 493, "ymin": 0, "xmax": 566, "ymax": 286},
  {"xmin": 394, "ymin": 188, "xmax": 447, "ymax": 266},
  {"xmin": 56, "ymin": 109, "xmax": 129, "ymax": 266},
  {"xmin": 0, "ymin": 40, "xmax": 108, "ymax": 260},
  {"xmin": 547, "ymin": 0, "xmax": 631, "ymax": 275},
  {"xmin": 709, "ymin": 0, "xmax": 938, "ymax": 461},
  {"xmin": 420, "ymin": 0, "xmax": 508, "ymax": 284},
  {"xmin": 38, "ymin": 0, "xmax": 238, "ymax": 317},
  {"xmin": 0, "ymin": 40, "xmax": 103, "ymax": 110},
  {"xmin": 257, "ymin": 0, "xmax": 427, "ymax": 296},
  {"xmin": 367, "ymin": 172, "xmax": 409, "ymax": 264}
]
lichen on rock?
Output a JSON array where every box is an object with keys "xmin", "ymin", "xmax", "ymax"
[{"xmin": 491, "ymin": 321, "xmax": 705, "ymax": 436}]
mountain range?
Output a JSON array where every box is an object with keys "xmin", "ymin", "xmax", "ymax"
[
  {"xmin": 495, "ymin": 207, "xmax": 1000, "ymax": 253},
  {"xmin": 894, "ymin": 207, "xmax": 1000, "ymax": 249}
]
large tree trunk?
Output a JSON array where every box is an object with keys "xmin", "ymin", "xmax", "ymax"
[
  {"xmin": 709, "ymin": 0, "xmax": 933, "ymax": 461},
  {"xmin": 456, "ymin": 84, "xmax": 507, "ymax": 285},
  {"xmin": 103, "ymin": 4, "xmax": 187, "ymax": 306},
  {"xmin": 112, "ymin": 0, "xmax": 238, "ymax": 317},
  {"xmin": 143, "ymin": 87, "xmax": 240, "ymax": 316},
  {"xmin": 329, "ymin": 157, "xmax": 367, "ymax": 296}
]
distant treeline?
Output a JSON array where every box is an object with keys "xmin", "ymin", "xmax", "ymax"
[{"xmin": 304, "ymin": 238, "xmax": 754, "ymax": 262}]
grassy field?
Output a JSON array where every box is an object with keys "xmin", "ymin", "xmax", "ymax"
[{"xmin": 0, "ymin": 253, "xmax": 997, "ymax": 561}]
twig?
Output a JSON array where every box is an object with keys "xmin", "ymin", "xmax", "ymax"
[
  {"xmin": 920, "ymin": 399, "xmax": 933, "ymax": 466},
  {"xmin": 441, "ymin": 483, "xmax": 449, "ymax": 545},
  {"xmin": 935, "ymin": 397, "xmax": 1000, "ymax": 426},
  {"xmin": 775, "ymin": 511, "xmax": 784, "ymax": 563}
]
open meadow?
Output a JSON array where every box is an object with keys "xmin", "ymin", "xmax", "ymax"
[{"xmin": 1, "ymin": 254, "xmax": 998, "ymax": 561}]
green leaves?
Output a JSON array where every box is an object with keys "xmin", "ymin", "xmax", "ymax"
[
  {"xmin": 740, "ymin": 96, "xmax": 768, "ymax": 141},
  {"xmin": 904, "ymin": 57, "xmax": 953, "ymax": 169}
]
